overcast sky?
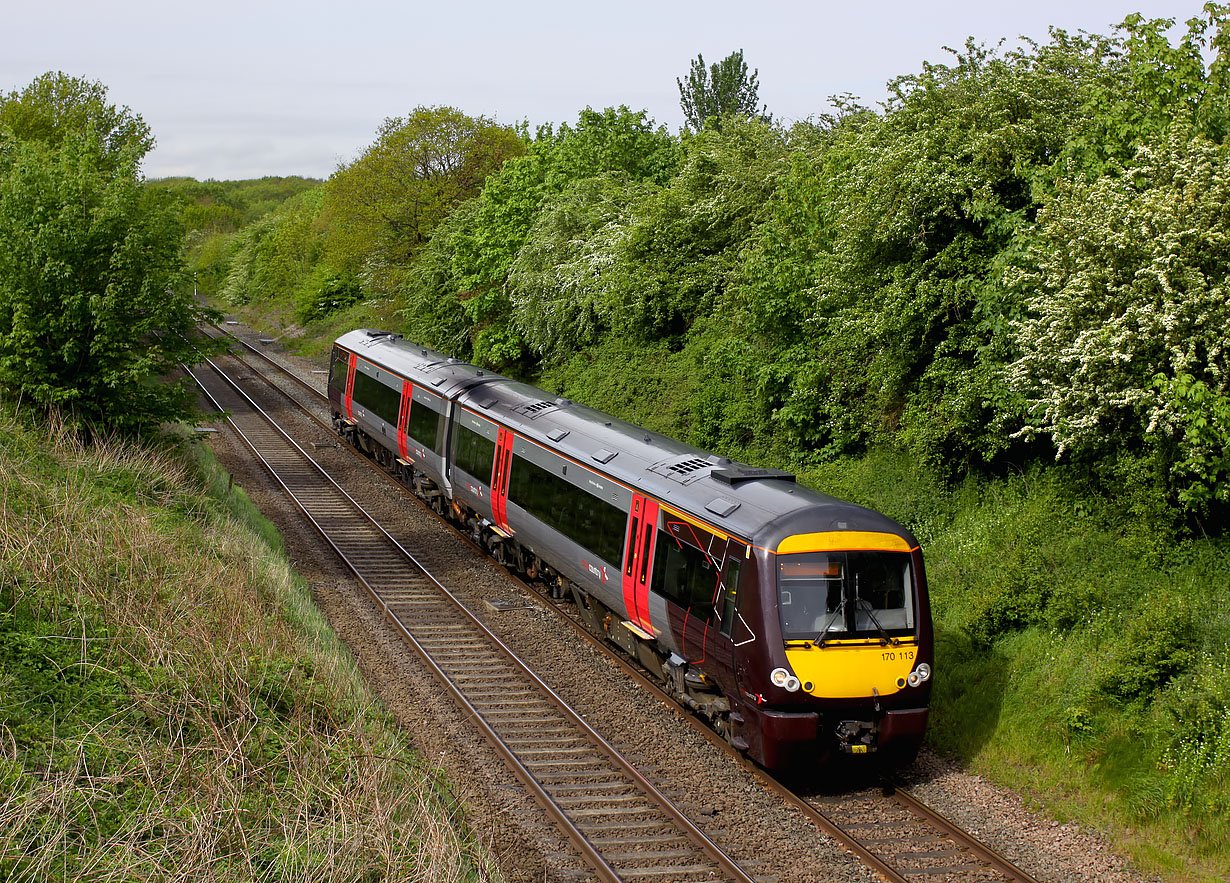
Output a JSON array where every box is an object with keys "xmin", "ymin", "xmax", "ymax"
[{"xmin": 2, "ymin": 0, "xmax": 1210, "ymax": 181}]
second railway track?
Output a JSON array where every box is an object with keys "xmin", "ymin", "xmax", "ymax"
[{"xmin": 194, "ymin": 325, "xmax": 1071, "ymax": 883}]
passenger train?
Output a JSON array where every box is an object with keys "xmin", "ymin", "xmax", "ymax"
[{"xmin": 328, "ymin": 329, "xmax": 932, "ymax": 769}]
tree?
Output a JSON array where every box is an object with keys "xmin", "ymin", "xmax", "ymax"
[
  {"xmin": 0, "ymin": 74, "xmax": 222, "ymax": 434},
  {"xmin": 449, "ymin": 106, "xmax": 678, "ymax": 291},
  {"xmin": 1076, "ymin": 4, "xmax": 1230, "ymax": 171},
  {"xmin": 399, "ymin": 107, "xmax": 678, "ymax": 369},
  {"xmin": 321, "ymin": 106, "xmax": 523, "ymax": 269},
  {"xmin": 734, "ymin": 34, "xmax": 1109, "ymax": 466},
  {"xmin": 1008, "ymin": 130, "xmax": 1230, "ymax": 507},
  {"xmin": 0, "ymin": 71, "xmax": 153, "ymax": 173},
  {"xmin": 677, "ymin": 49, "xmax": 770, "ymax": 130}
]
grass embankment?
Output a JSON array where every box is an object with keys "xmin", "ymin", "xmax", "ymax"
[{"xmin": 0, "ymin": 403, "xmax": 498, "ymax": 882}]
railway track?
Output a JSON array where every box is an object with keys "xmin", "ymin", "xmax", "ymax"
[
  {"xmin": 195, "ymin": 326, "xmax": 1051, "ymax": 883},
  {"xmin": 188, "ymin": 351, "xmax": 760, "ymax": 883},
  {"xmin": 788, "ymin": 784, "xmax": 1041, "ymax": 882}
]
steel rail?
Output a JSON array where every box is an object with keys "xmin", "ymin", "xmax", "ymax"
[
  {"xmin": 886, "ymin": 784, "xmax": 1041, "ymax": 882},
  {"xmin": 186, "ymin": 353, "xmax": 759, "ymax": 883}
]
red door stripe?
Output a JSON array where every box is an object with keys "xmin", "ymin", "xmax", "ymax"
[
  {"xmin": 492, "ymin": 427, "xmax": 513, "ymax": 531},
  {"xmin": 636, "ymin": 498, "xmax": 658, "ymax": 633},
  {"xmin": 397, "ymin": 381, "xmax": 411, "ymax": 460},
  {"xmin": 621, "ymin": 495, "xmax": 657, "ymax": 634},
  {"xmin": 622, "ymin": 500, "xmax": 641, "ymax": 627},
  {"xmin": 343, "ymin": 353, "xmax": 356, "ymax": 420}
]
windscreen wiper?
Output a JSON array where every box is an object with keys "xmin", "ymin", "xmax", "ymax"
[
  {"xmin": 856, "ymin": 598, "xmax": 900, "ymax": 646},
  {"xmin": 812, "ymin": 600, "xmax": 845, "ymax": 648}
]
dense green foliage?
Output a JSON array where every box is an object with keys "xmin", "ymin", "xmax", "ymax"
[
  {"xmin": 0, "ymin": 405, "xmax": 496, "ymax": 881},
  {"xmin": 404, "ymin": 106, "xmax": 680, "ymax": 357},
  {"xmin": 153, "ymin": 175, "xmax": 321, "ymax": 234},
  {"xmin": 0, "ymin": 73, "xmax": 224, "ymax": 434},
  {"xmin": 152, "ymin": 176, "xmax": 320, "ymax": 300}
]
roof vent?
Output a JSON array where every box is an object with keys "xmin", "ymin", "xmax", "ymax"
[
  {"xmin": 668, "ymin": 457, "xmax": 710, "ymax": 476},
  {"xmin": 649, "ymin": 455, "xmax": 715, "ymax": 485},
  {"xmin": 361, "ymin": 330, "xmax": 402, "ymax": 345},
  {"xmin": 520, "ymin": 400, "xmax": 558, "ymax": 418}
]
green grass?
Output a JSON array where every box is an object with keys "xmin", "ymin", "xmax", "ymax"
[{"xmin": 0, "ymin": 403, "xmax": 500, "ymax": 883}]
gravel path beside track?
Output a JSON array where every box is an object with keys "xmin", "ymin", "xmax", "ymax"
[{"xmin": 203, "ymin": 323, "xmax": 1155, "ymax": 883}]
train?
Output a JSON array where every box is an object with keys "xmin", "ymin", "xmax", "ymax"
[{"xmin": 327, "ymin": 329, "xmax": 932, "ymax": 770}]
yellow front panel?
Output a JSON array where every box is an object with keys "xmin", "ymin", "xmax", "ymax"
[
  {"xmin": 777, "ymin": 531, "xmax": 914, "ymax": 555},
  {"xmin": 785, "ymin": 642, "xmax": 920, "ymax": 699}
]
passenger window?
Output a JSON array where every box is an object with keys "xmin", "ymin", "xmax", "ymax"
[
  {"xmin": 506, "ymin": 453, "xmax": 626, "ymax": 567},
  {"xmin": 351, "ymin": 368, "xmax": 401, "ymax": 424},
  {"xmin": 406, "ymin": 397, "xmax": 444, "ymax": 454},
  {"xmin": 453, "ymin": 422, "xmax": 496, "ymax": 484}
]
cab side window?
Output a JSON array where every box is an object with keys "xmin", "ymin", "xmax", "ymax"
[
  {"xmin": 720, "ymin": 557, "xmax": 741, "ymax": 636},
  {"xmin": 328, "ymin": 348, "xmax": 349, "ymax": 393}
]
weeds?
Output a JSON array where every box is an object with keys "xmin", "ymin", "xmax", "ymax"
[{"xmin": 0, "ymin": 403, "xmax": 498, "ymax": 882}]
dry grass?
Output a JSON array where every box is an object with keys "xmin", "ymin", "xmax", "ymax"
[{"xmin": 0, "ymin": 407, "xmax": 500, "ymax": 882}]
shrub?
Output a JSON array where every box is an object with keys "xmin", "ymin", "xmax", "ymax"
[
  {"xmin": 295, "ymin": 268, "xmax": 364, "ymax": 324},
  {"xmin": 1097, "ymin": 600, "xmax": 1199, "ymax": 702}
]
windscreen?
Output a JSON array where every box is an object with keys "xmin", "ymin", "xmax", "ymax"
[{"xmin": 778, "ymin": 551, "xmax": 914, "ymax": 642}]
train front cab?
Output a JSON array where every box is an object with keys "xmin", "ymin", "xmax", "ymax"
[{"xmin": 741, "ymin": 530, "xmax": 932, "ymax": 769}]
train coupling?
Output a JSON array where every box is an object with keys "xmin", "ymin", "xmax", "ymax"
[{"xmin": 835, "ymin": 719, "xmax": 878, "ymax": 754}]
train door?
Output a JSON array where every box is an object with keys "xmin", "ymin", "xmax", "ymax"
[
  {"xmin": 705, "ymin": 542, "xmax": 746, "ymax": 680},
  {"xmin": 491, "ymin": 427, "xmax": 514, "ymax": 532},
  {"xmin": 678, "ymin": 531, "xmax": 724, "ymax": 665},
  {"xmin": 343, "ymin": 352, "xmax": 357, "ymax": 421},
  {"xmin": 621, "ymin": 494, "xmax": 658, "ymax": 634},
  {"xmin": 653, "ymin": 514, "xmax": 744, "ymax": 691},
  {"xmin": 396, "ymin": 380, "xmax": 412, "ymax": 461}
]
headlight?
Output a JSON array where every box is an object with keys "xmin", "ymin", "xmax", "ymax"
[
  {"xmin": 916, "ymin": 663, "xmax": 931, "ymax": 681},
  {"xmin": 907, "ymin": 671, "xmax": 921, "ymax": 687},
  {"xmin": 785, "ymin": 676, "xmax": 801, "ymax": 692},
  {"xmin": 770, "ymin": 667, "xmax": 790, "ymax": 687}
]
